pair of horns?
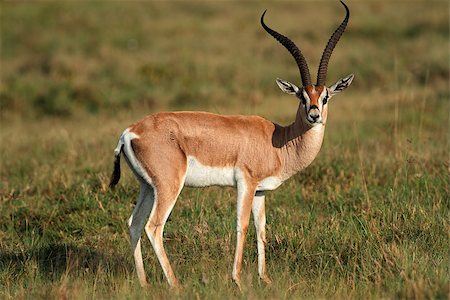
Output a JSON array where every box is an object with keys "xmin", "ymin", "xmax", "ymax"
[{"xmin": 261, "ymin": 1, "xmax": 350, "ymax": 87}]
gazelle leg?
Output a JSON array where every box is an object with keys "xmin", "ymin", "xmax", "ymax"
[
  {"xmin": 128, "ymin": 183, "xmax": 155, "ymax": 287},
  {"xmin": 232, "ymin": 179, "xmax": 257, "ymax": 289},
  {"xmin": 252, "ymin": 192, "xmax": 272, "ymax": 285},
  {"xmin": 144, "ymin": 183, "xmax": 183, "ymax": 288}
]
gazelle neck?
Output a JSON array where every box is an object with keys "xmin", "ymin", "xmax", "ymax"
[{"xmin": 273, "ymin": 105, "xmax": 326, "ymax": 180}]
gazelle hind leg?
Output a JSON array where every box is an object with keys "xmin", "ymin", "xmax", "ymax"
[
  {"xmin": 232, "ymin": 178, "xmax": 257, "ymax": 290},
  {"xmin": 144, "ymin": 181, "xmax": 184, "ymax": 288},
  {"xmin": 129, "ymin": 183, "xmax": 155, "ymax": 287},
  {"xmin": 252, "ymin": 192, "xmax": 272, "ymax": 285}
]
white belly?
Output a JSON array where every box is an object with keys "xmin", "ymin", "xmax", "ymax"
[
  {"xmin": 183, "ymin": 156, "xmax": 283, "ymax": 191},
  {"xmin": 184, "ymin": 156, "xmax": 237, "ymax": 187}
]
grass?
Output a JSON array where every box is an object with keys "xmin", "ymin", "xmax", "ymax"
[{"xmin": 1, "ymin": 1, "xmax": 449, "ymax": 299}]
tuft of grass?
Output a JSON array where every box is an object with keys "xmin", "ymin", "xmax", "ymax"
[{"xmin": 1, "ymin": 1, "xmax": 448, "ymax": 299}]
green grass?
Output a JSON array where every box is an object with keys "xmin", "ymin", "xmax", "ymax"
[{"xmin": 1, "ymin": 1, "xmax": 449, "ymax": 299}]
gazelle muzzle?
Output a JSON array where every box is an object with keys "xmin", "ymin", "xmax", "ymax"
[{"xmin": 307, "ymin": 105, "xmax": 322, "ymax": 124}]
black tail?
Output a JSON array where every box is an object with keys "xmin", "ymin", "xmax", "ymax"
[{"xmin": 109, "ymin": 146, "xmax": 122, "ymax": 188}]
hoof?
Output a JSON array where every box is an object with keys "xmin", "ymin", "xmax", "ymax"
[
  {"xmin": 261, "ymin": 276, "xmax": 272, "ymax": 286},
  {"xmin": 139, "ymin": 280, "xmax": 149, "ymax": 289},
  {"xmin": 169, "ymin": 280, "xmax": 181, "ymax": 291},
  {"xmin": 232, "ymin": 277, "xmax": 242, "ymax": 291}
]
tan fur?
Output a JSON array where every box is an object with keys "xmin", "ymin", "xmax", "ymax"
[
  {"xmin": 112, "ymin": 3, "xmax": 354, "ymax": 285},
  {"xmin": 123, "ymin": 106, "xmax": 325, "ymax": 288},
  {"xmin": 131, "ymin": 112, "xmax": 279, "ymax": 181},
  {"xmin": 129, "ymin": 110, "xmax": 324, "ymax": 184},
  {"xmin": 109, "ymin": 1, "xmax": 353, "ymax": 288},
  {"xmin": 305, "ymin": 85, "xmax": 324, "ymax": 107}
]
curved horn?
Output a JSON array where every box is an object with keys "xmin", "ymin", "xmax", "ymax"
[
  {"xmin": 261, "ymin": 10, "xmax": 312, "ymax": 87},
  {"xmin": 316, "ymin": 1, "xmax": 350, "ymax": 86}
]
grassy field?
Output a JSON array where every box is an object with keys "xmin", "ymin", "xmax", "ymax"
[{"xmin": 1, "ymin": 1, "xmax": 449, "ymax": 299}]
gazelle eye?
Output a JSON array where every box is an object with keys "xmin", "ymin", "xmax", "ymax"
[{"xmin": 323, "ymin": 97, "xmax": 328, "ymax": 105}]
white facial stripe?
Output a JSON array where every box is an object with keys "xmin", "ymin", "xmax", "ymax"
[
  {"xmin": 301, "ymin": 89, "xmax": 311, "ymax": 112},
  {"xmin": 301, "ymin": 88, "xmax": 327, "ymax": 125},
  {"xmin": 319, "ymin": 89, "xmax": 328, "ymax": 107},
  {"xmin": 302, "ymin": 90, "xmax": 310, "ymax": 103}
]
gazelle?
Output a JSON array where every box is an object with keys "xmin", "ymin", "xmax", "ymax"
[{"xmin": 109, "ymin": 1, "xmax": 354, "ymax": 289}]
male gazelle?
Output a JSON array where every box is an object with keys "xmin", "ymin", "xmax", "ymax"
[{"xmin": 110, "ymin": 1, "xmax": 354, "ymax": 289}]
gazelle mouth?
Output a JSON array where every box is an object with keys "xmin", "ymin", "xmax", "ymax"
[{"xmin": 306, "ymin": 118, "xmax": 323, "ymax": 125}]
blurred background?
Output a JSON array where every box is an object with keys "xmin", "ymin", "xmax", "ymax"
[
  {"xmin": 1, "ymin": 1, "xmax": 448, "ymax": 298},
  {"xmin": 2, "ymin": 1, "xmax": 448, "ymax": 119}
]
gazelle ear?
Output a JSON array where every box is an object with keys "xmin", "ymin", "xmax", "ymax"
[
  {"xmin": 329, "ymin": 74, "xmax": 354, "ymax": 97},
  {"xmin": 276, "ymin": 78, "xmax": 300, "ymax": 95}
]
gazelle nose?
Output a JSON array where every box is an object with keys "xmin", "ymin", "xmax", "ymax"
[{"xmin": 309, "ymin": 109, "xmax": 320, "ymax": 121}]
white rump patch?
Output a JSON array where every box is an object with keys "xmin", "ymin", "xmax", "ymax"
[
  {"xmin": 117, "ymin": 128, "xmax": 153, "ymax": 185},
  {"xmin": 184, "ymin": 156, "xmax": 237, "ymax": 187}
]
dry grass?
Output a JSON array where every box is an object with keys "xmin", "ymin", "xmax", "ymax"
[{"xmin": 1, "ymin": 1, "xmax": 448, "ymax": 299}]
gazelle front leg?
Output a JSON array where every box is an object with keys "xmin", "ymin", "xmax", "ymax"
[
  {"xmin": 252, "ymin": 191, "xmax": 272, "ymax": 285},
  {"xmin": 232, "ymin": 178, "xmax": 257, "ymax": 290}
]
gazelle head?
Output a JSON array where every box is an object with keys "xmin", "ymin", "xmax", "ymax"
[{"xmin": 261, "ymin": 1, "xmax": 354, "ymax": 126}]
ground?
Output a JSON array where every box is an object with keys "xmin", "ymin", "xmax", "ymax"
[{"xmin": 0, "ymin": 1, "xmax": 448, "ymax": 299}]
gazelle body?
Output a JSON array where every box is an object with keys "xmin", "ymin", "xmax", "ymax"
[{"xmin": 110, "ymin": 1, "xmax": 354, "ymax": 289}]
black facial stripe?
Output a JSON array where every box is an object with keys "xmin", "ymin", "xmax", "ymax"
[
  {"xmin": 298, "ymin": 91, "xmax": 307, "ymax": 104},
  {"xmin": 323, "ymin": 90, "xmax": 329, "ymax": 104}
]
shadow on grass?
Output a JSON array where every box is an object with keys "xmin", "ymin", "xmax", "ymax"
[{"xmin": 0, "ymin": 243, "xmax": 132, "ymax": 280}]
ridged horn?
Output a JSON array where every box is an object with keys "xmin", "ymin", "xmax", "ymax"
[
  {"xmin": 261, "ymin": 10, "xmax": 312, "ymax": 87},
  {"xmin": 316, "ymin": 1, "xmax": 350, "ymax": 86}
]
